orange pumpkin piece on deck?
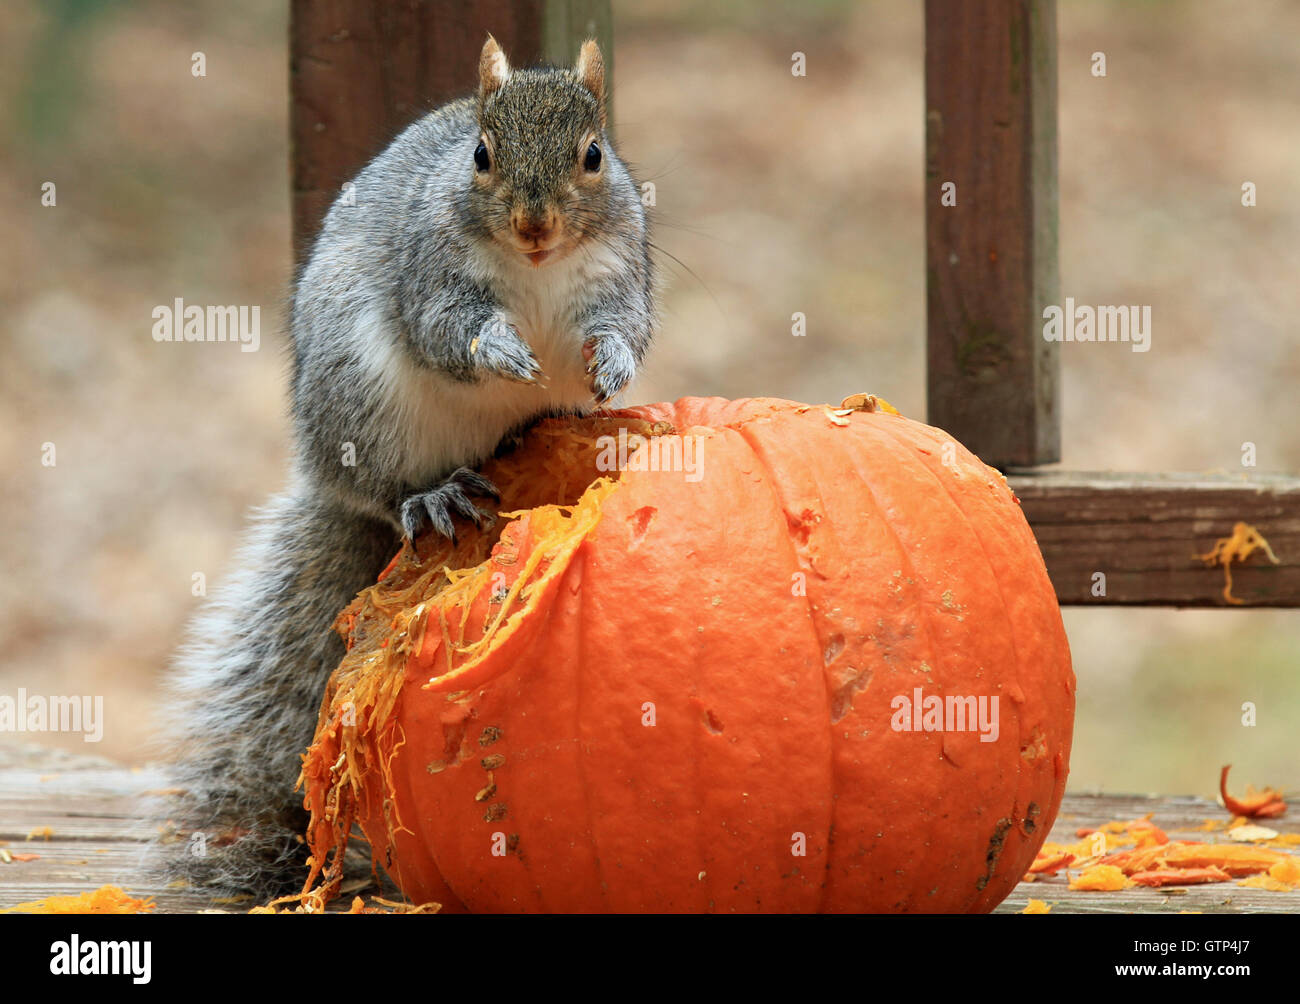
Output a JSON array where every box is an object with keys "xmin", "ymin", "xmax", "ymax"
[
  {"xmin": 1, "ymin": 885, "xmax": 155, "ymax": 915},
  {"xmin": 1219, "ymin": 765, "xmax": 1286, "ymax": 819},
  {"xmin": 1069, "ymin": 865, "xmax": 1130, "ymax": 892},
  {"xmin": 1130, "ymin": 866, "xmax": 1231, "ymax": 887},
  {"xmin": 300, "ymin": 396, "xmax": 1075, "ymax": 913},
  {"xmin": 1101, "ymin": 840, "xmax": 1291, "ymax": 878},
  {"xmin": 1027, "ymin": 849, "xmax": 1075, "ymax": 876}
]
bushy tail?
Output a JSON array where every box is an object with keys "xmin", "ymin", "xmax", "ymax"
[{"xmin": 150, "ymin": 490, "xmax": 398, "ymax": 900}]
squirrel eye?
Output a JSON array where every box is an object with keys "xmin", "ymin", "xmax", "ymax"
[
  {"xmin": 474, "ymin": 141, "xmax": 490, "ymax": 172},
  {"xmin": 583, "ymin": 142, "xmax": 601, "ymax": 172}
]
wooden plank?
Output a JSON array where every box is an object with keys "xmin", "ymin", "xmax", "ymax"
[
  {"xmin": 925, "ymin": 0, "xmax": 1060, "ymax": 468},
  {"xmin": 290, "ymin": 0, "xmax": 613, "ymax": 263},
  {"xmin": 1009, "ymin": 471, "xmax": 1300, "ymax": 606},
  {"xmin": 0, "ymin": 744, "xmax": 386, "ymax": 913},
  {"xmin": 3, "ymin": 745, "xmax": 1296, "ymax": 913}
]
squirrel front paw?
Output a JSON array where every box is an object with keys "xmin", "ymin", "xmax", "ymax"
[
  {"xmin": 399, "ymin": 467, "xmax": 500, "ymax": 542},
  {"xmin": 583, "ymin": 334, "xmax": 636, "ymax": 405},
  {"xmin": 472, "ymin": 316, "xmax": 543, "ymax": 384}
]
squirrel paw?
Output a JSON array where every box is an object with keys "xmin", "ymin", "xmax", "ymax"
[
  {"xmin": 400, "ymin": 468, "xmax": 500, "ymax": 542},
  {"xmin": 474, "ymin": 316, "xmax": 543, "ymax": 384},
  {"xmin": 583, "ymin": 334, "xmax": 636, "ymax": 405}
]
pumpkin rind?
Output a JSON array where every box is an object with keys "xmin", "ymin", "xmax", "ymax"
[{"xmin": 301, "ymin": 396, "xmax": 1075, "ymax": 912}]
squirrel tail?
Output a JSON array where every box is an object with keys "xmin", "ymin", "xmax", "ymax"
[{"xmin": 148, "ymin": 489, "xmax": 398, "ymax": 899}]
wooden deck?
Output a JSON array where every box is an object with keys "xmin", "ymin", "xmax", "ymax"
[{"xmin": 1, "ymin": 742, "xmax": 1295, "ymax": 913}]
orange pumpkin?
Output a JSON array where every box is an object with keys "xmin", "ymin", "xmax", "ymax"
[{"xmin": 300, "ymin": 395, "xmax": 1074, "ymax": 912}]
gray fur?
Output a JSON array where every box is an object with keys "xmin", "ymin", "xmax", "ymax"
[{"xmin": 152, "ymin": 45, "xmax": 655, "ymax": 898}]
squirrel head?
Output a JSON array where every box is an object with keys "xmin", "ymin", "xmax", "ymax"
[{"xmin": 470, "ymin": 35, "xmax": 613, "ymax": 268}]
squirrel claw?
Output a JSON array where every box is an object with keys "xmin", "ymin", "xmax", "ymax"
[
  {"xmin": 477, "ymin": 317, "xmax": 543, "ymax": 384},
  {"xmin": 399, "ymin": 468, "xmax": 499, "ymax": 542},
  {"xmin": 584, "ymin": 332, "xmax": 636, "ymax": 405},
  {"xmin": 449, "ymin": 468, "xmax": 500, "ymax": 502}
]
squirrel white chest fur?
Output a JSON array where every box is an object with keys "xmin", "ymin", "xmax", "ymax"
[{"xmin": 362, "ymin": 238, "xmax": 624, "ymax": 491}]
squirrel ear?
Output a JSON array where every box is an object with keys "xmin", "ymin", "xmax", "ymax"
[
  {"xmin": 574, "ymin": 39, "xmax": 606, "ymax": 124},
  {"xmin": 479, "ymin": 34, "xmax": 511, "ymax": 98}
]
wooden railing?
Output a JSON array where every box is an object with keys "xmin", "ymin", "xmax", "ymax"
[{"xmin": 289, "ymin": 0, "xmax": 1299, "ymax": 607}]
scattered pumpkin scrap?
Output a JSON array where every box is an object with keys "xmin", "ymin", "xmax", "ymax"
[
  {"xmin": 1104, "ymin": 837, "xmax": 1293, "ymax": 877},
  {"xmin": 1026, "ymin": 850, "xmax": 1074, "ymax": 875},
  {"xmin": 1021, "ymin": 899, "xmax": 1051, "ymax": 914},
  {"xmin": 1219, "ymin": 764, "xmax": 1286, "ymax": 819},
  {"xmin": 250, "ymin": 892, "xmax": 441, "ymax": 915},
  {"xmin": 1195, "ymin": 521, "xmax": 1280, "ymax": 605},
  {"xmin": 1028, "ymin": 803, "xmax": 1300, "ymax": 893},
  {"xmin": 837, "ymin": 392, "xmax": 900, "ymax": 415},
  {"xmin": 1237, "ymin": 856, "xmax": 1300, "ymax": 892},
  {"xmin": 1128, "ymin": 819, "xmax": 1170, "ymax": 848},
  {"xmin": 1069, "ymin": 865, "xmax": 1130, "ymax": 891},
  {"xmin": 1130, "ymin": 867, "xmax": 1230, "ymax": 887},
  {"xmin": 1028, "ymin": 814, "xmax": 1160, "ymax": 878},
  {"xmin": 1, "ymin": 885, "xmax": 155, "ymax": 914}
]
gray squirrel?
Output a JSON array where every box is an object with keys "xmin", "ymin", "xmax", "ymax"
[{"xmin": 157, "ymin": 36, "xmax": 655, "ymax": 897}]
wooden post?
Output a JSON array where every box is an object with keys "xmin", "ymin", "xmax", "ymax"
[
  {"xmin": 290, "ymin": 0, "xmax": 613, "ymax": 265},
  {"xmin": 925, "ymin": 0, "xmax": 1059, "ymax": 468}
]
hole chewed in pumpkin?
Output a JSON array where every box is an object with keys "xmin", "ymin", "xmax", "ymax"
[
  {"xmin": 784, "ymin": 503, "xmax": 823, "ymax": 547},
  {"xmin": 829, "ymin": 664, "xmax": 873, "ymax": 724},
  {"xmin": 627, "ymin": 505, "xmax": 657, "ymax": 545},
  {"xmin": 1020, "ymin": 727, "xmax": 1048, "ymax": 762},
  {"xmin": 977, "ymin": 818, "xmax": 1014, "ymax": 892}
]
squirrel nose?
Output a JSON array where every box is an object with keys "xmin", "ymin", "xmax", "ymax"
[{"xmin": 511, "ymin": 207, "xmax": 557, "ymax": 244}]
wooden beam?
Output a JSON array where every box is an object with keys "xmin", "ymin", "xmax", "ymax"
[
  {"xmin": 925, "ymin": 0, "xmax": 1060, "ymax": 468},
  {"xmin": 1009, "ymin": 472, "xmax": 1300, "ymax": 606},
  {"xmin": 289, "ymin": 0, "xmax": 613, "ymax": 265}
]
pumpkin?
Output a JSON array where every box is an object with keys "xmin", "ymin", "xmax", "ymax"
[{"xmin": 300, "ymin": 395, "xmax": 1074, "ymax": 912}]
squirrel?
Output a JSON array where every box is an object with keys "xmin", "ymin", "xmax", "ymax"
[{"xmin": 155, "ymin": 36, "xmax": 656, "ymax": 898}]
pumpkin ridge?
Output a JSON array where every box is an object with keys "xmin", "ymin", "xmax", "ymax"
[
  {"xmin": 868, "ymin": 416, "xmax": 1056, "ymax": 909},
  {"xmin": 684, "ymin": 458, "xmax": 714, "ymax": 912},
  {"xmin": 831, "ymin": 421, "xmax": 968, "ymax": 911},
  {"xmin": 573, "ymin": 541, "xmax": 613, "ymax": 912},
  {"xmin": 869, "ymin": 416, "xmax": 1030, "ymax": 754},
  {"xmin": 730, "ymin": 418, "xmax": 845, "ymax": 913},
  {"xmin": 388, "ymin": 696, "xmax": 467, "ymax": 911},
  {"xmin": 652, "ymin": 423, "xmax": 726, "ymax": 912},
  {"xmin": 867, "ymin": 421, "xmax": 1036, "ymax": 721}
]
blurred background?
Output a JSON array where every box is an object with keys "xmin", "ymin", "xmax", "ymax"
[{"xmin": 2, "ymin": 0, "xmax": 1297, "ymax": 796}]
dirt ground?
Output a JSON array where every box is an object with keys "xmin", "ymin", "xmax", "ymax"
[{"xmin": 2, "ymin": 0, "xmax": 1296, "ymax": 796}]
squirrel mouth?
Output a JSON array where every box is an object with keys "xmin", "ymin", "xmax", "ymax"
[{"xmin": 522, "ymin": 249, "xmax": 553, "ymax": 267}]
